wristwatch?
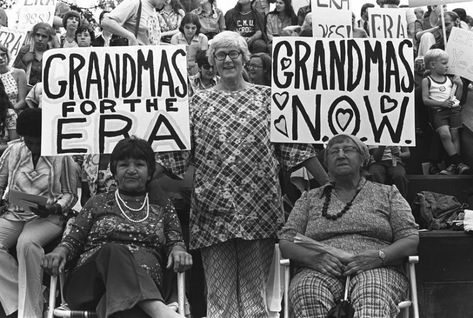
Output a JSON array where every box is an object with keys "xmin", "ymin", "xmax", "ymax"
[{"xmin": 378, "ymin": 250, "xmax": 386, "ymax": 265}]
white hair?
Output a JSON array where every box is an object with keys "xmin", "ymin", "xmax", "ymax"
[{"xmin": 207, "ymin": 31, "xmax": 250, "ymax": 66}]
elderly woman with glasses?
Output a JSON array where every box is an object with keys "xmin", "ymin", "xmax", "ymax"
[
  {"xmin": 155, "ymin": 30, "xmax": 329, "ymax": 318},
  {"xmin": 279, "ymin": 134, "xmax": 419, "ymax": 318}
]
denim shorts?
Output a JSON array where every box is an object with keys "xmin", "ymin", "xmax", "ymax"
[{"xmin": 430, "ymin": 107, "xmax": 462, "ymax": 130}]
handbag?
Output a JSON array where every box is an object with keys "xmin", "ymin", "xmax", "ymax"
[
  {"xmin": 110, "ymin": 0, "xmax": 142, "ymax": 46},
  {"xmin": 327, "ymin": 276, "xmax": 355, "ymax": 318}
]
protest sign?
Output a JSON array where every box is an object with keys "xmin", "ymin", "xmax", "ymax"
[
  {"xmin": 17, "ymin": 0, "xmax": 57, "ymax": 32},
  {"xmin": 0, "ymin": 27, "xmax": 27, "ymax": 65},
  {"xmin": 368, "ymin": 8, "xmax": 408, "ymax": 39},
  {"xmin": 446, "ymin": 27, "xmax": 473, "ymax": 82},
  {"xmin": 41, "ymin": 45, "xmax": 190, "ymax": 155},
  {"xmin": 311, "ymin": 0, "xmax": 352, "ymax": 38},
  {"xmin": 409, "ymin": 0, "xmax": 471, "ymax": 6},
  {"xmin": 271, "ymin": 37, "xmax": 415, "ymax": 146}
]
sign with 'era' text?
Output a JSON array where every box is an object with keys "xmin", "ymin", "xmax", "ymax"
[
  {"xmin": 41, "ymin": 46, "xmax": 190, "ymax": 155},
  {"xmin": 271, "ymin": 37, "xmax": 415, "ymax": 146},
  {"xmin": 311, "ymin": 0, "xmax": 351, "ymax": 38},
  {"xmin": 0, "ymin": 27, "xmax": 27, "ymax": 66},
  {"xmin": 368, "ymin": 8, "xmax": 408, "ymax": 39},
  {"xmin": 17, "ymin": 0, "xmax": 57, "ymax": 32}
]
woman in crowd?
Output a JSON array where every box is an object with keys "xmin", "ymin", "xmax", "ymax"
[
  {"xmin": 279, "ymin": 134, "xmax": 419, "ymax": 318},
  {"xmin": 13, "ymin": 22, "xmax": 55, "ymax": 87},
  {"xmin": 0, "ymin": 82, "xmax": 18, "ymax": 154},
  {"xmin": 417, "ymin": 11, "xmax": 459, "ymax": 56},
  {"xmin": 189, "ymin": 49, "xmax": 219, "ymax": 97},
  {"xmin": 0, "ymin": 45, "xmax": 27, "ymax": 112},
  {"xmin": 266, "ymin": 0, "xmax": 297, "ymax": 43},
  {"xmin": 59, "ymin": 10, "xmax": 81, "ymax": 48},
  {"xmin": 156, "ymin": 31, "xmax": 329, "ymax": 318},
  {"xmin": 171, "ymin": 13, "xmax": 208, "ymax": 76},
  {"xmin": 246, "ymin": 52, "xmax": 271, "ymax": 86},
  {"xmin": 191, "ymin": 0, "xmax": 225, "ymax": 40},
  {"xmin": 0, "ymin": 108, "xmax": 77, "ymax": 318},
  {"xmin": 75, "ymin": 25, "xmax": 95, "ymax": 48},
  {"xmin": 43, "ymin": 137, "xmax": 192, "ymax": 318},
  {"xmin": 159, "ymin": 0, "xmax": 185, "ymax": 44}
]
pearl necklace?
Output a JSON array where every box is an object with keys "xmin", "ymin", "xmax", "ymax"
[{"xmin": 115, "ymin": 190, "xmax": 149, "ymax": 223}]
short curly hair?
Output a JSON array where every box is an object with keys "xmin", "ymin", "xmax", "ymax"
[
  {"xmin": 110, "ymin": 137, "xmax": 156, "ymax": 182},
  {"xmin": 17, "ymin": 108, "xmax": 41, "ymax": 137},
  {"xmin": 207, "ymin": 31, "xmax": 250, "ymax": 66}
]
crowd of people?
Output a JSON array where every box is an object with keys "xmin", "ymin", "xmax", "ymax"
[{"xmin": 0, "ymin": 0, "xmax": 471, "ymax": 317}]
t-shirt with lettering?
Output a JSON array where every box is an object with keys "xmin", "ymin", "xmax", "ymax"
[
  {"xmin": 107, "ymin": 0, "xmax": 161, "ymax": 45},
  {"xmin": 225, "ymin": 9, "xmax": 261, "ymax": 38}
]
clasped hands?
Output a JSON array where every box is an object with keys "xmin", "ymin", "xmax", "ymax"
[{"xmin": 309, "ymin": 250, "xmax": 383, "ymax": 277}]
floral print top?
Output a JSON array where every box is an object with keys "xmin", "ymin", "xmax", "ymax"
[
  {"xmin": 60, "ymin": 191, "xmax": 186, "ymax": 286},
  {"xmin": 157, "ymin": 84, "xmax": 316, "ymax": 249}
]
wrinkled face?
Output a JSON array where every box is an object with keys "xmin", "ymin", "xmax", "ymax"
[
  {"xmin": 24, "ymin": 136, "xmax": 41, "ymax": 155},
  {"xmin": 66, "ymin": 16, "xmax": 80, "ymax": 30},
  {"xmin": 326, "ymin": 138, "xmax": 362, "ymax": 178},
  {"xmin": 184, "ymin": 23, "xmax": 197, "ymax": 39},
  {"xmin": 76, "ymin": 31, "xmax": 91, "ymax": 47},
  {"xmin": 247, "ymin": 56, "xmax": 265, "ymax": 84},
  {"xmin": 115, "ymin": 158, "xmax": 150, "ymax": 193},
  {"xmin": 213, "ymin": 46, "xmax": 243, "ymax": 81},
  {"xmin": 34, "ymin": 28, "xmax": 50, "ymax": 51},
  {"xmin": 275, "ymin": 0, "xmax": 285, "ymax": 12}
]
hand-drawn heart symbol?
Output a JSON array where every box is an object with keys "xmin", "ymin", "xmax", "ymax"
[
  {"xmin": 335, "ymin": 108, "xmax": 353, "ymax": 132},
  {"xmin": 274, "ymin": 115, "xmax": 289, "ymax": 137},
  {"xmin": 380, "ymin": 96, "xmax": 398, "ymax": 114},
  {"xmin": 281, "ymin": 57, "xmax": 292, "ymax": 71},
  {"xmin": 273, "ymin": 92, "xmax": 289, "ymax": 111}
]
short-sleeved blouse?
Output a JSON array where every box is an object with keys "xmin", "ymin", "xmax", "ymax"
[
  {"xmin": 157, "ymin": 84, "xmax": 316, "ymax": 249},
  {"xmin": 191, "ymin": 6, "xmax": 225, "ymax": 37},
  {"xmin": 279, "ymin": 179, "xmax": 419, "ymax": 254},
  {"xmin": 61, "ymin": 191, "xmax": 185, "ymax": 286}
]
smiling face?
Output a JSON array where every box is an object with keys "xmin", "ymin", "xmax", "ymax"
[
  {"xmin": 326, "ymin": 138, "xmax": 362, "ymax": 179},
  {"xmin": 247, "ymin": 56, "xmax": 264, "ymax": 84},
  {"xmin": 275, "ymin": 0, "xmax": 285, "ymax": 12},
  {"xmin": 214, "ymin": 46, "xmax": 244, "ymax": 81},
  {"xmin": 115, "ymin": 158, "xmax": 150, "ymax": 193}
]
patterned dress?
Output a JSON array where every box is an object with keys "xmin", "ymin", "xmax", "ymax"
[
  {"xmin": 279, "ymin": 179, "xmax": 419, "ymax": 318},
  {"xmin": 60, "ymin": 191, "xmax": 186, "ymax": 287},
  {"xmin": 0, "ymin": 70, "xmax": 18, "ymax": 105}
]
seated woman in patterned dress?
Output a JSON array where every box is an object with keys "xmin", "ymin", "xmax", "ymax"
[
  {"xmin": 43, "ymin": 138, "xmax": 192, "ymax": 318},
  {"xmin": 279, "ymin": 134, "xmax": 419, "ymax": 318}
]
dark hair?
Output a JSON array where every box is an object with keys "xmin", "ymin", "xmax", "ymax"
[
  {"xmin": 249, "ymin": 53, "xmax": 272, "ymax": 86},
  {"xmin": 269, "ymin": 0, "xmax": 297, "ymax": 25},
  {"xmin": 31, "ymin": 22, "xmax": 55, "ymax": 41},
  {"xmin": 0, "ymin": 81, "xmax": 10, "ymax": 133},
  {"xmin": 444, "ymin": 11, "xmax": 460, "ymax": 23},
  {"xmin": 110, "ymin": 137, "xmax": 156, "ymax": 181},
  {"xmin": 17, "ymin": 108, "xmax": 41, "ymax": 137},
  {"xmin": 452, "ymin": 8, "xmax": 467, "ymax": 21},
  {"xmin": 466, "ymin": 15, "xmax": 473, "ymax": 26},
  {"xmin": 62, "ymin": 10, "xmax": 81, "ymax": 29},
  {"xmin": 75, "ymin": 25, "xmax": 95, "ymax": 42},
  {"xmin": 195, "ymin": 49, "xmax": 210, "ymax": 67},
  {"xmin": 166, "ymin": 0, "xmax": 185, "ymax": 15},
  {"xmin": 361, "ymin": 3, "xmax": 375, "ymax": 15},
  {"xmin": 179, "ymin": 13, "xmax": 201, "ymax": 35}
]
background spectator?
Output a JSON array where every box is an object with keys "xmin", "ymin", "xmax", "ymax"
[
  {"xmin": 189, "ymin": 49, "xmax": 219, "ymax": 97},
  {"xmin": 0, "ymin": 45, "xmax": 27, "ymax": 112},
  {"xmin": 75, "ymin": 25, "xmax": 95, "ymax": 48},
  {"xmin": 357, "ymin": 3, "xmax": 375, "ymax": 35},
  {"xmin": 246, "ymin": 52, "xmax": 271, "ymax": 86},
  {"xmin": 191, "ymin": 0, "xmax": 225, "ymax": 40},
  {"xmin": 296, "ymin": 0, "xmax": 311, "ymax": 26},
  {"xmin": 252, "ymin": 0, "xmax": 276, "ymax": 16},
  {"xmin": 0, "ymin": 82, "xmax": 18, "ymax": 154},
  {"xmin": 159, "ymin": 0, "xmax": 186, "ymax": 44},
  {"xmin": 59, "ymin": 10, "xmax": 81, "ymax": 48},
  {"xmin": 266, "ymin": 0, "xmax": 297, "ymax": 44}
]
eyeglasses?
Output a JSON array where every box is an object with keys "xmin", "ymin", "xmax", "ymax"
[
  {"xmin": 246, "ymin": 63, "xmax": 263, "ymax": 70},
  {"xmin": 327, "ymin": 146, "xmax": 359, "ymax": 157},
  {"xmin": 202, "ymin": 64, "xmax": 213, "ymax": 70},
  {"xmin": 214, "ymin": 50, "xmax": 241, "ymax": 61}
]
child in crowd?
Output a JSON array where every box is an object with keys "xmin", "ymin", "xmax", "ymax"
[
  {"xmin": 75, "ymin": 25, "xmax": 95, "ymax": 48},
  {"xmin": 421, "ymin": 48, "xmax": 470, "ymax": 175}
]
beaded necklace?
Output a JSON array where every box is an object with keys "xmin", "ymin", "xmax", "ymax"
[
  {"xmin": 115, "ymin": 190, "xmax": 149, "ymax": 223},
  {"xmin": 321, "ymin": 185, "xmax": 362, "ymax": 221}
]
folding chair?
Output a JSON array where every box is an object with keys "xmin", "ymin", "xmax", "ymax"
[
  {"xmin": 278, "ymin": 246, "xmax": 419, "ymax": 318},
  {"xmin": 47, "ymin": 271, "xmax": 186, "ymax": 318}
]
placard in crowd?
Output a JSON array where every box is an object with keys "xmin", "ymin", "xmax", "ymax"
[
  {"xmin": 408, "ymin": 0, "xmax": 471, "ymax": 6},
  {"xmin": 0, "ymin": 27, "xmax": 27, "ymax": 65},
  {"xmin": 446, "ymin": 27, "xmax": 473, "ymax": 82},
  {"xmin": 271, "ymin": 37, "xmax": 415, "ymax": 146},
  {"xmin": 368, "ymin": 8, "xmax": 408, "ymax": 39},
  {"xmin": 16, "ymin": 0, "xmax": 57, "ymax": 32},
  {"xmin": 311, "ymin": 0, "xmax": 351, "ymax": 38},
  {"xmin": 41, "ymin": 45, "xmax": 191, "ymax": 155}
]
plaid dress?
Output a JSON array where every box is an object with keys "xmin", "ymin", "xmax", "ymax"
[{"xmin": 157, "ymin": 84, "xmax": 316, "ymax": 250}]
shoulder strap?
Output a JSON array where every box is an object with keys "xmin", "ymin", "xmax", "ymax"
[
  {"xmin": 426, "ymin": 76, "xmax": 432, "ymax": 89},
  {"xmin": 134, "ymin": 0, "xmax": 142, "ymax": 37}
]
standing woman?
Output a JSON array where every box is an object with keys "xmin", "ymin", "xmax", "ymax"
[
  {"xmin": 0, "ymin": 108, "xmax": 77, "ymax": 318},
  {"xmin": 246, "ymin": 52, "xmax": 271, "ymax": 86},
  {"xmin": 266, "ymin": 0, "xmax": 297, "ymax": 44},
  {"xmin": 171, "ymin": 13, "xmax": 208, "ymax": 76},
  {"xmin": 0, "ymin": 45, "xmax": 27, "ymax": 112},
  {"xmin": 59, "ymin": 10, "xmax": 81, "ymax": 48},
  {"xmin": 159, "ymin": 0, "xmax": 185, "ymax": 44},
  {"xmin": 156, "ymin": 31, "xmax": 329, "ymax": 317},
  {"xmin": 191, "ymin": 0, "xmax": 225, "ymax": 40},
  {"xmin": 13, "ymin": 22, "xmax": 55, "ymax": 87}
]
